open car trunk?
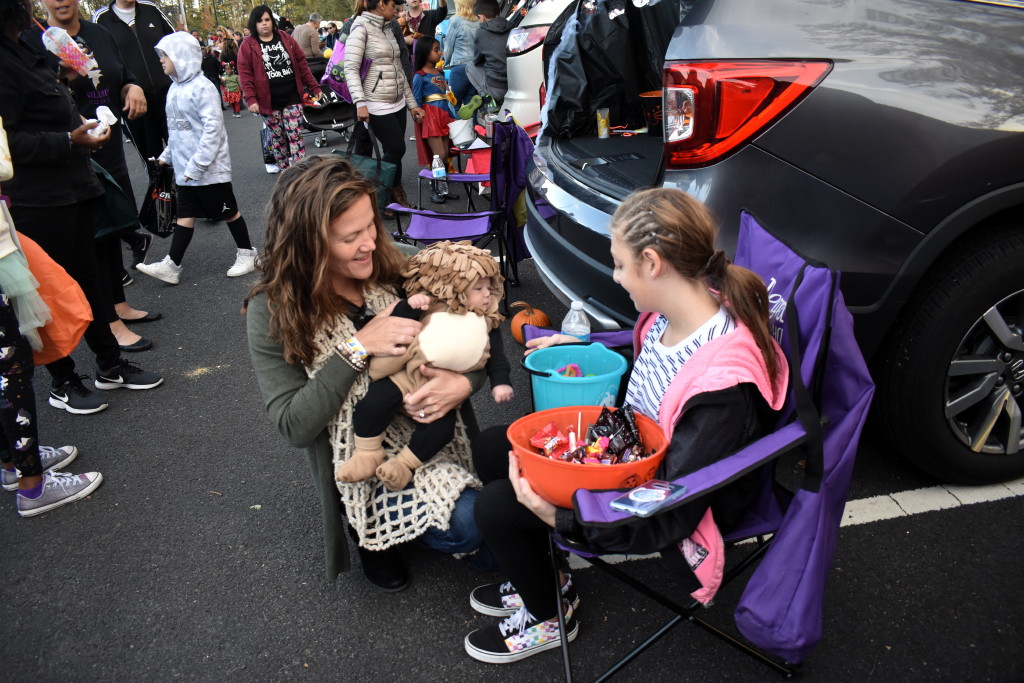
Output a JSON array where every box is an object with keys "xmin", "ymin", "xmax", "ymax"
[
  {"xmin": 538, "ymin": 0, "xmax": 689, "ymax": 197},
  {"xmin": 548, "ymin": 135, "xmax": 665, "ymax": 199}
]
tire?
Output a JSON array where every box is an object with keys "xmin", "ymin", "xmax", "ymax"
[{"xmin": 878, "ymin": 224, "xmax": 1024, "ymax": 484}]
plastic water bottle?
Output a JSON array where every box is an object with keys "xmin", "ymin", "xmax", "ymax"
[
  {"xmin": 561, "ymin": 301, "xmax": 591, "ymax": 342},
  {"xmin": 431, "ymin": 154, "xmax": 448, "ymax": 196}
]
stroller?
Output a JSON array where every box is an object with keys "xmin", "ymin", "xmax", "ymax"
[{"xmin": 301, "ymin": 92, "xmax": 356, "ymax": 148}]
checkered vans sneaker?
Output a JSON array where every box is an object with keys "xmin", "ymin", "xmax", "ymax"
[
  {"xmin": 2, "ymin": 446, "xmax": 79, "ymax": 491},
  {"xmin": 464, "ymin": 602, "xmax": 579, "ymax": 664},
  {"xmin": 470, "ymin": 574, "xmax": 579, "ymax": 617}
]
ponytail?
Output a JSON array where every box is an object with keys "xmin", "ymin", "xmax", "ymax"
[{"xmin": 716, "ymin": 264, "xmax": 781, "ymax": 383}]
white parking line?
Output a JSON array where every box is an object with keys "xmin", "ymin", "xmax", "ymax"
[
  {"xmin": 566, "ymin": 477, "xmax": 1024, "ymax": 569},
  {"xmin": 841, "ymin": 477, "xmax": 1024, "ymax": 527}
]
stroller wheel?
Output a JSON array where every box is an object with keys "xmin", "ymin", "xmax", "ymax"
[{"xmin": 314, "ymin": 136, "xmax": 326, "ymax": 148}]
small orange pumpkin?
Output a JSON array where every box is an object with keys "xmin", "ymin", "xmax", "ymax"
[{"xmin": 509, "ymin": 301, "xmax": 552, "ymax": 344}]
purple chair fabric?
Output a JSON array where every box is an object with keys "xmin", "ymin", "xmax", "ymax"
[
  {"xmin": 562, "ymin": 211, "xmax": 874, "ymax": 666},
  {"xmin": 389, "ymin": 119, "xmax": 535, "ymax": 287}
]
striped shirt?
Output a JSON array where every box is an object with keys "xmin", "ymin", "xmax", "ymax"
[{"xmin": 625, "ymin": 307, "xmax": 735, "ymax": 422}]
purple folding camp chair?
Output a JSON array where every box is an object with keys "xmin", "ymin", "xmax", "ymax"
[
  {"xmin": 388, "ymin": 119, "xmax": 535, "ymax": 301},
  {"xmin": 547, "ymin": 212, "xmax": 876, "ymax": 680}
]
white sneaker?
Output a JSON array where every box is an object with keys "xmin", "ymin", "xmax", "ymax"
[
  {"xmin": 226, "ymin": 248, "xmax": 258, "ymax": 277},
  {"xmin": 136, "ymin": 255, "xmax": 182, "ymax": 285},
  {"xmin": 265, "ymin": 164, "xmax": 281, "ymax": 174}
]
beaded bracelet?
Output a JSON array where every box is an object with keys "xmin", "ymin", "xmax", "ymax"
[
  {"xmin": 334, "ymin": 345, "xmax": 367, "ymax": 372},
  {"xmin": 342, "ymin": 336, "xmax": 369, "ymax": 363}
]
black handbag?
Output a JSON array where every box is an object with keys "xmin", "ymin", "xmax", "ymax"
[
  {"xmin": 137, "ymin": 159, "xmax": 176, "ymax": 238},
  {"xmin": 334, "ymin": 123, "xmax": 396, "ymax": 213}
]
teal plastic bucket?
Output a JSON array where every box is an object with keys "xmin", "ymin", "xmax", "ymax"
[{"xmin": 523, "ymin": 343, "xmax": 628, "ymax": 411}]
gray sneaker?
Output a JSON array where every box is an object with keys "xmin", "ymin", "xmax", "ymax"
[
  {"xmin": 2, "ymin": 445, "xmax": 79, "ymax": 491},
  {"xmin": 16, "ymin": 470, "xmax": 103, "ymax": 517}
]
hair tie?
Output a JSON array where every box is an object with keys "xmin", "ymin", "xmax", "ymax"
[{"xmin": 699, "ymin": 250, "xmax": 729, "ymax": 279}]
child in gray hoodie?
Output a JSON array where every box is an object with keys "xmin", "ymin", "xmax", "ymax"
[{"xmin": 136, "ymin": 32, "xmax": 258, "ymax": 285}]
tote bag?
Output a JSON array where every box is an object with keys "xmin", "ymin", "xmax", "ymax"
[
  {"xmin": 137, "ymin": 159, "xmax": 176, "ymax": 238},
  {"xmin": 20, "ymin": 234, "xmax": 92, "ymax": 366},
  {"xmin": 333, "ymin": 124, "xmax": 396, "ymax": 213}
]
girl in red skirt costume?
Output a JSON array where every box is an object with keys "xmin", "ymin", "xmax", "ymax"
[
  {"xmin": 221, "ymin": 62, "xmax": 243, "ymax": 117},
  {"xmin": 412, "ymin": 38, "xmax": 457, "ymax": 204}
]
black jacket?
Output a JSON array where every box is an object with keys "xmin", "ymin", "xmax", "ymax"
[
  {"xmin": 93, "ymin": 0, "xmax": 173, "ymax": 96},
  {"xmin": 0, "ymin": 35, "xmax": 102, "ymax": 208}
]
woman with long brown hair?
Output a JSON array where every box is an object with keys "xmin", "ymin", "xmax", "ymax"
[
  {"xmin": 462, "ymin": 187, "xmax": 788, "ymax": 663},
  {"xmin": 246, "ymin": 155, "xmax": 490, "ymax": 591}
]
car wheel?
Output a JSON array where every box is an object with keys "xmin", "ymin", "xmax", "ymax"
[{"xmin": 879, "ymin": 225, "xmax": 1024, "ymax": 484}]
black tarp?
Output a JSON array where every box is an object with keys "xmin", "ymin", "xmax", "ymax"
[{"xmin": 542, "ymin": 0, "xmax": 685, "ymax": 138}]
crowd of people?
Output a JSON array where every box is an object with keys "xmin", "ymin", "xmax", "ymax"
[{"xmin": 0, "ymin": 0, "xmax": 789, "ymax": 669}]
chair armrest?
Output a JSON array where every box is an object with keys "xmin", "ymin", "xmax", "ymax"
[
  {"xmin": 386, "ymin": 204, "xmax": 498, "ymax": 219},
  {"xmin": 416, "ymin": 169, "xmax": 490, "ymax": 184},
  {"xmin": 571, "ymin": 421, "xmax": 810, "ymax": 526}
]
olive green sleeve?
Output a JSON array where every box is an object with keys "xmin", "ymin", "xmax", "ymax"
[{"xmin": 246, "ymin": 294, "xmax": 363, "ymax": 448}]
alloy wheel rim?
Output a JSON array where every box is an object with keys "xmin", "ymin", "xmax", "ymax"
[{"xmin": 945, "ymin": 289, "xmax": 1024, "ymax": 456}]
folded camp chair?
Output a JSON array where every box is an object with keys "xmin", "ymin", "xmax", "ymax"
[
  {"xmin": 388, "ymin": 120, "xmax": 534, "ymax": 299},
  {"xmin": 547, "ymin": 211, "xmax": 876, "ymax": 681}
]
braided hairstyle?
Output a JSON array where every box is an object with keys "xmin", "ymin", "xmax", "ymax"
[{"xmin": 611, "ymin": 188, "xmax": 780, "ymax": 381}]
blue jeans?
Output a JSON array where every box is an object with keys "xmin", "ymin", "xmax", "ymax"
[
  {"xmin": 415, "ymin": 487, "xmax": 482, "ymax": 555},
  {"xmin": 448, "ymin": 65, "xmax": 477, "ymax": 108}
]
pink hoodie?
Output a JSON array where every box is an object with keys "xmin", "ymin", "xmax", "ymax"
[{"xmin": 632, "ymin": 310, "xmax": 789, "ymax": 604}]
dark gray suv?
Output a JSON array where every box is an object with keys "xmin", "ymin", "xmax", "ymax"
[{"xmin": 525, "ymin": 0, "xmax": 1024, "ymax": 483}]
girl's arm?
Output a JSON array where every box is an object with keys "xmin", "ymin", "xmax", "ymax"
[
  {"xmin": 412, "ymin": 73, "xmax": 426, "ymax": 108},
  {"xmin": 183, "ymin": 86, "xmax": 227, "ymax": 181}
]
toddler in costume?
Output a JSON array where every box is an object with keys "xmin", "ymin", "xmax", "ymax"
[
  {"xmin": 221, "ymin": 62, "xmax": 242, "ymax": 117},
  {"xmin": 338, "ymin": 241, "xmax": 513, "ymax": 491},
  {"xmin": 412, "ymin": 37, "xmax": 457, "ymax": 204}
]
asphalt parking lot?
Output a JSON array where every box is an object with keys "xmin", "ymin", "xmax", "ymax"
[{"xmin": 2, "ymin": 113, "xmax": 1021, "ymax": 682}]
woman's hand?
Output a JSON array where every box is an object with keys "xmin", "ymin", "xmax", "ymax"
[
  {"xmin": 357, "ymin": 105, "xmax": 369, "ymax": 122},
  {"xmin": 121, "ymin": 84, "xmax": 148, "ymax": 119},
  {"xmin": 410, "ymin": 106, "xmax": 425, "ymax": 123},
  {"xmin": 524, "ymin": 333, "xmax": 578, "ymax": 356},
  {"xmin": 404, "ymin": 365, "xmax": 471, "ymax": 423},
  {"xmin": 69, "ymin": 121, "xmax": 110, "ymax": 150},
  {"xmin": 509, "ymin": 452, "xmax": 557, "ymax": 527},
  {"xmin": 248, "ymin": 102, "xmax": 261, "ymax": 114},
  {"xmin": 354, "ymin": 305, "xmax": 423, "ymax": 358}
]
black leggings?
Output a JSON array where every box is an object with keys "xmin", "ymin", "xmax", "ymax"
[
  {"xmin": 11, "ymin": 199, "xmax": 122, "ymax": 381},
  {"xmin": 353, "ymin": 107, "xmax": 408, "ymax": 183},
  {"xmin": 0, "ymin": 296, "xmax": 42, "ymax": 477},
  {"xmin": 473, "ymin": 425, "xmax": 562, "ymax": 621},
  {"xmin": 353, "ymin": 378, "xmax": 457, "ymax": 462}
]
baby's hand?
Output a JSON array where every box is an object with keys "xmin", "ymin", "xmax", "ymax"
[
  {"xmin": 492, "ymin": 384, "xmax": 515, "ymax": 403},
  {"xmin": 407, "ymin": 293, "xmax": 433, "ymax": 311}
]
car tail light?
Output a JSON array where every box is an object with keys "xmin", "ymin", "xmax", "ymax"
[
  {"xmin": 508, "ymin": 25, "xmax": 549, "ymax": 55},
  {"xmin": 539, "ymin": 82, "xmax": 546, "ymax": 109},
  {"xmin": 663, "ymin": 60, "xmax": 831, "ymax": 169}
]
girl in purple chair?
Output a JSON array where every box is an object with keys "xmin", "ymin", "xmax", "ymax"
[{"xmin": 464, "ymin": 187, "xmax": 789, "ymax": 664}]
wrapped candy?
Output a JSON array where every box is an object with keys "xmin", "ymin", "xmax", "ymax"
[
  {"xmin": 529, "ymin": 422, "xmax": 569, "ymax": 458},
  {"xmin": 531, "ymin": 408, "xmax": 654, "ymax": 465},
  {"xmin": 40, "ymin": 25, "xmax": 103, "ymax": 88}
]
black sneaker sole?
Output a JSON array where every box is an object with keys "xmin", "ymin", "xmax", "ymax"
[{"xmin": 48, "ymin": 395, "xmax": 109, "ymax": 415}]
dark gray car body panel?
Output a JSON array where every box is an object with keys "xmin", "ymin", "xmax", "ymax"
[{"xmin": 526, "ymin": 0, "xmax": 1024, "ymax": 358}]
